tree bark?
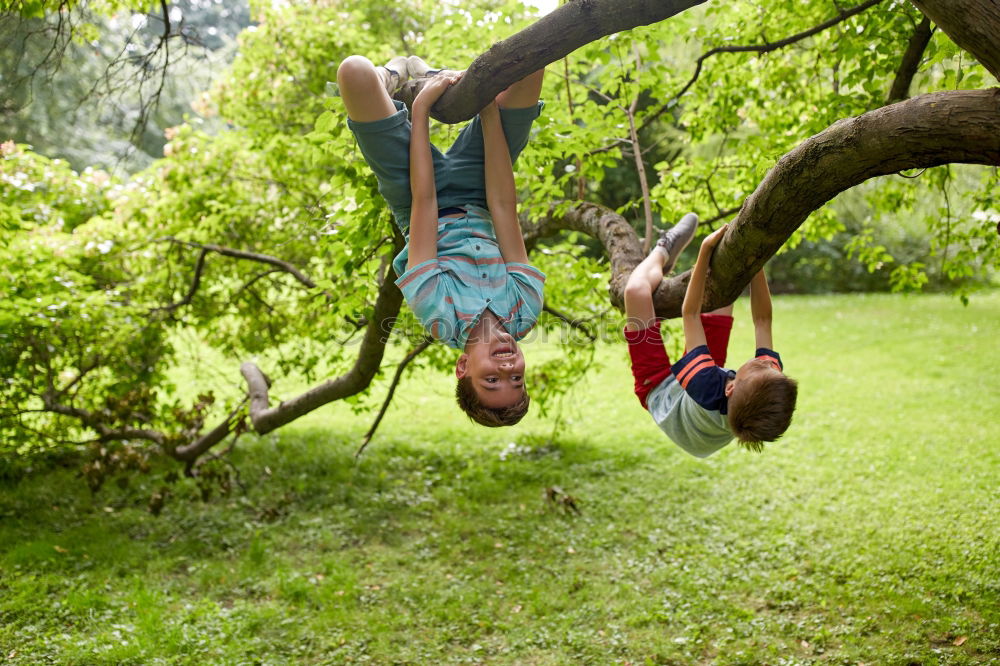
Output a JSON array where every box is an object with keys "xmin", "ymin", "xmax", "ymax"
[
  {"xmin": 428, "ymin": 0, "xmax": 708, "ymax": 123},
  {"xmin": 910, "ymin": 0, "xmax": 1000, "ymax": 81},
  {"xmin": 529, "ymin": 89, "xmax": 1000, "ymax": 317},
  {"xmin": 524, "ymin": 202, "xmax": 645, "ymax": 312}
]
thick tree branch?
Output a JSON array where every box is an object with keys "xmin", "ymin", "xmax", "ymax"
[
  {"xmin": 697, "ymin": 88, "xmax": 1000, "ymax": 312},
  {"xmin": 429, "ymin": 0, "xmax": 709, "ymax": 123},
  {"xmin": 523, "ymin": 202, "xmax": 644, "ymax": 312}
]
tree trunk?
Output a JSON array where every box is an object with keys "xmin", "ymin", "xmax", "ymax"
[{"xmin": 910, "ymin": 0, "xmax": 1000, "ymax": 81}]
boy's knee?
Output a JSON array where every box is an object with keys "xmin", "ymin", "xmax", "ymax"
[
  {"xmin": 337, "ymin": 55, "xmax": 375, "ymax": 84},
  {"xmin": 624, "ymin": 279, "xmax": 651, "ymax": 301}
]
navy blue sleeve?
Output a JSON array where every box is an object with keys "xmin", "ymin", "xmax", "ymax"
[
  {"xmin": 755, "ymin": 347, "xmax": 783, "ymax": 370},
  {"xmin": 672, "ymin": 345, "xmax": 729, "ymax": 411}
]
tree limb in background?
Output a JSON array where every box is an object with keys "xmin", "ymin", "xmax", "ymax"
[
  {"xmin": 886, "ymin": 16, "xmax": 933, "ymax": 104},
  {"xmin": 625, "ymin": 46, "xmax": 654, "ymax": 253},
  {"xmin": 173, "ymin": 398, "xmax": 248, "ymax": 465},
  {"xmin": 0, "ymin": 2, "xmax": 76, "ymax": 117},
  {"xmin": 152, "ymin": 247, "xmax": 209, "ymax": 315},
  {"xmin": 162, "ymin": 237, "xmax": 319, "ymax": 289},
  {"xmin": 79, "ymin": 0, "xmax": 194, "ymax": 148}
]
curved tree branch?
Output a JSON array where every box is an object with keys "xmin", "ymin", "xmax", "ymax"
[
  {"xmin": 173, "ymin": 398, "xmax": 248, "ymax": 463},
  {"xmin": 41, "ymin": 397, "xmax": 167, "ymax": 447},
  {"xmin": 152, "ymin": 247, "xmax": 209, "ymax": 314},
  {"xmin": 542, "ymin": 304, "xmax": 597, "ymax": 342},
  {"xmin": 164, "ymin": 238, "xmax": 319, "ymax": 289},
  {"xmin": 429, "ymin": 0, "xmax": 709, "ymax": 123},
  {"xmin": 696, "ymin": 88, "xmax": 1000, "ymax": 312}
]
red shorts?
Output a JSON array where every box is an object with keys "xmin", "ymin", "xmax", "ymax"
[{"xmin": 625, "ymin": 314, "xmax": 734, "ymax": 409}]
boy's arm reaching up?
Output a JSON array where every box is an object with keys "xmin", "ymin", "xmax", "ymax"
[
  {"xmin": 480, "ymin": 101, "xmax": 529, "ymax": 264},
  {"xmin": 681, "ymin": 224, "xmax": 727, "ymax": 350},
  {"xmin": 407, "ymin": 73, "xmax": 462, "ymax": 270},
  {"xmin": 749, "ymin": 269, "xmax": 774, "ymax": 350}
]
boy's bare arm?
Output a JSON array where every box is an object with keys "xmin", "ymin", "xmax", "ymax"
[
  {"xmin": 480, "ymin": 101, "xmax": 529, "ymax": 264},
  {"xmin": 682, "ymin": 224, "xmax": 727, "ymax": 350},
  {"xmin": 750, "ymin": 269, "xmax": 774, "ymax": 350},
  {"xmin": 406, "ymin": 74, "xmax": 461, "ymax": 270}
]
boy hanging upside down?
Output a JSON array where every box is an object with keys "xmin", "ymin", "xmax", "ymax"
[
  {"xmin": 623, "ymin": 215, "xmax": 798, "ymax": 456},
  {"xmin": 336, "ymin": 55, "xmax": 545, "ymax": 427}
]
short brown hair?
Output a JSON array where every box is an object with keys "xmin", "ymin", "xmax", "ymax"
[
  {"xmin": 455, "ymin": 376, "xmax": 530, "ymax": 427},
  {"xmin": 727, "ymin": 372, "xmax": 798, "ymax": 451}
]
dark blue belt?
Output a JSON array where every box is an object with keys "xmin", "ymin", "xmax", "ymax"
[{"xmin": 438, "ymin": 207, "xmax": 466, "ymax": 217}]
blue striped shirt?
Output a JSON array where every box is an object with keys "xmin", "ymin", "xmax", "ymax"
[{"xmin": 392, "ymin": 206, "xmax": 545, "ymax": 350}]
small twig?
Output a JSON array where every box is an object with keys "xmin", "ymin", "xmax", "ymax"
[
  {"xmin": 356, "ymin": 338, "xmax": 433, "ymax": 458},
  {"xmin": 150, "ymin": 247, "xmax": 209, "ymax": 314},
  {"xmin": 626, "ymin": 45, "xmax": 654, "ymax": 253},
  {"xmin": 542, "ymin": 304, "xmax": 596, "ymax": 342},
  {"xmin": 162, "ymin": 237, "xmax": 318, "ymax": 289},
  {"xmin": 562, "ymin": 56, "xmax": 586, "ymax": 200},
  {"xmin": 642, "ymin": 0, "xmax": 886, "ymax": 132},
  {"xmin": 702, "ymin": 206, "xmax": 742, "ymax": 228},
  {"xmin": 939, "ymin": 166, "xmax": 952, "ymax": 273}
]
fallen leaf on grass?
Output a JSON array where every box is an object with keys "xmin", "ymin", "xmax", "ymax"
[
  {"xmin": 53, "ymin": 545, "xmax": 68, "ymax": 554},
  {"xmin": 953, "ymin": 636, "xmax": 968, "ymax": 646}
]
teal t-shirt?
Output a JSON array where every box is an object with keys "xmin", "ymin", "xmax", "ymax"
[{"xmin": 393, "ymin": 206, "xmax": 545, "ymax": 350}]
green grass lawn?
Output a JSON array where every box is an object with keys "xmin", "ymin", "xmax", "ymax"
[{"xmin": 2, "ymin": 292, "xmax": 999, "ymax": 664}]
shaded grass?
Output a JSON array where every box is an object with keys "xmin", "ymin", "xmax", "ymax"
[{"xmin": 1, "ymin": 292, "xmax": 999, "ymax": 664}]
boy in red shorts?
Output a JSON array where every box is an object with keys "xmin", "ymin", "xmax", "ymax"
[{"xmin": 623, "ymin": 215, "xmax": 798, "ymax": 457}]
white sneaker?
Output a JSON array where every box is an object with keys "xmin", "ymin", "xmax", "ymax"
[{"xmin": 655, "ymin": 212, "xmax": 699, "ymax": 274}]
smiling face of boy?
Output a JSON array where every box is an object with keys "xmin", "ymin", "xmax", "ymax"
[{"xmin": 456, "ymin": 312, "xmax": 527, "ymax": 408}]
